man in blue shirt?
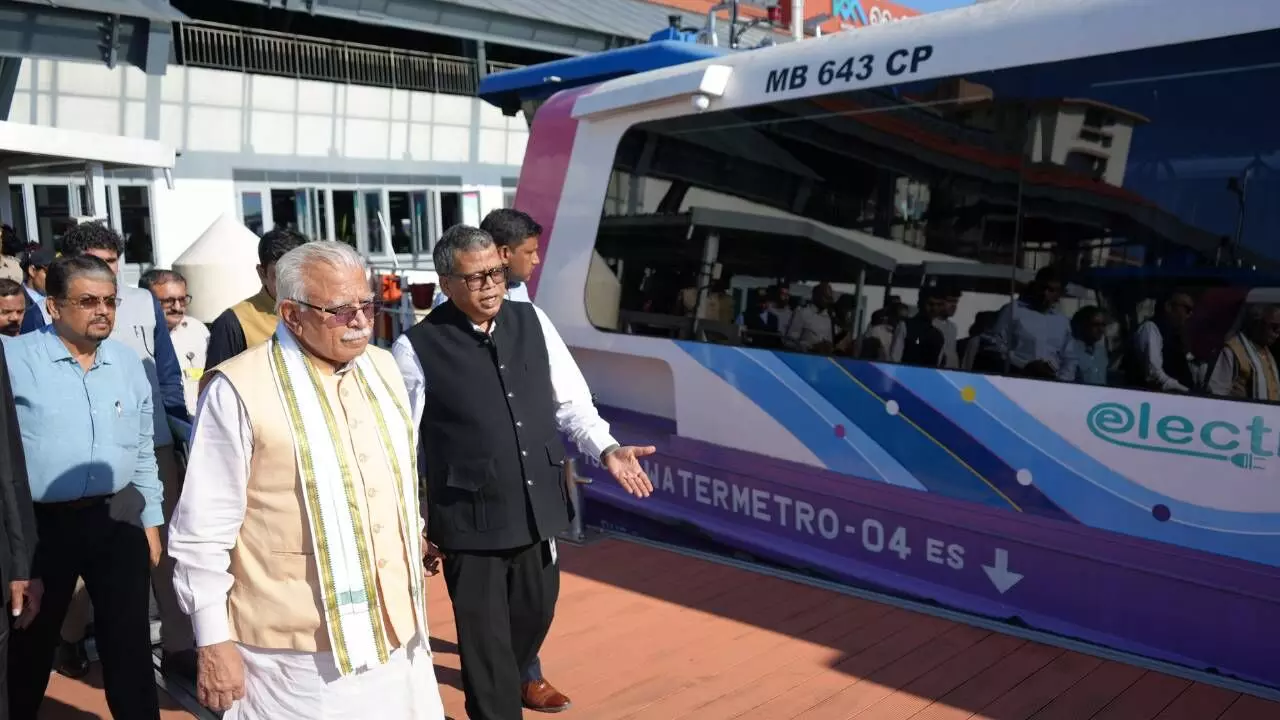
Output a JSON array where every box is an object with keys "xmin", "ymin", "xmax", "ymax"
[
  {"xmin": 5, "ymin": 254, "xmax": 163, "ymax": 720},
  {"xmin": 55, "ymin": 221, "xmax": 196, "ymax": 680}
]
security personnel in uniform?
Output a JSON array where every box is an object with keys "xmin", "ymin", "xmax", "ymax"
[{"xmin": 392, "ymin": 225, "xmax": 654, "ymax": 720}]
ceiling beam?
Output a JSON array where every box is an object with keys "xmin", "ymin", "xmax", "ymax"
[
  {"xmin": 0, "ymin": 3, "xmax": 177, "ymax": 74},
  {"xmin": 223, "ymin": 0, "xmax": 632, "ymax": 56}
]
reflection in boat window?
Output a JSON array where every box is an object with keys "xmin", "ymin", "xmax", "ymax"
[{"xmin": 584, "ymin": 27, "xmax": 1280, "ymax": 405}]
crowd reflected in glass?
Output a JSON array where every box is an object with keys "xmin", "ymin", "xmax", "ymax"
[{"xmin": 585, "ymin": 27, "xmax": 1280, "ymax": 406}]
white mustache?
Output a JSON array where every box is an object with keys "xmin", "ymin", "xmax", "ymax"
[{"xmin": 343, "ymin": 328, "xmax": 372, "ymax": 341}]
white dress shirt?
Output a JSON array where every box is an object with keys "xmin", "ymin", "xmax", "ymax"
[
  {"xmin": 984, "ymin": 299, "xmax": 1077, "ymax": 381},
  {"xmin": 391, "ymin": 301, "xmax": 617, "ymax": 464},
  {"xmin": 168, "ymin": 374, "xmax": 255, "ymax": 647},
  {"xmin": 170, "ymin": 315, "xmax": 211, "ymax": 417},
  {"xmin": 786, "ymin": 304, "xmax": 835, "ymax": 350},
  {"xmin": 1133, "ymin": 320, "xmax": 1193, "ymax": 392}
]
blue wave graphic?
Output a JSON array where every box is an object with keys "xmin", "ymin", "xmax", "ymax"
[
  {"xmin": 943, "ymin": 376, "xmax": 1280, "ymax": 565},
  {"xmin": 837, "ymin": 360, "xmax": 1072, "ymax": 520},
  {"xmin": 668, "ymin": 340, "xmax": 1280, "ymax": 566},
  {"xmin": 775, "ymin": 352, "xmax": 1016, "ymax": 510},
  {"xmin": 674, "ymin": 342, "xmax": 886, "ymax": 482},
  {"xmin": 743, "ymin": 351, "xmax": 924, "ymax": 491},
  {"xmin": 676, "ymin": 342, "xmax": 1280, "ymax": 567}
]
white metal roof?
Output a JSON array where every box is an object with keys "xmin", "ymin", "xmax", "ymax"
[
  {"xmin": 0, "ymin": 121, "xmax": 176, "ymax": 175},
  {"xmin": 576, "ymin": 0, "xmax": 1280, "ymax": 117},
  {"xmin": 9, "ymin": 0, "xmax": 185, "ymax": 23}
]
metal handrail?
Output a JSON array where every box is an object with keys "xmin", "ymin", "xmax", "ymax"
[
  {"xmin": 176, "ymin": 20, "xmax": 500, "ymax": 96},
  {"xmin": 563, "ymin": 458, "xmax": 593, "ymax": 543},
  {"xmin": 486, "ymin": 60, "xmax": 522, "ymax": 75}
]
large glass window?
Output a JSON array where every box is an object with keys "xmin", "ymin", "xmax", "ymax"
[
  {"xmin": 233, "ymin": 185, "xmax": 476, "ymax": 257},
  {"xmin": 585, "ymin": 27, "xmax": 1280, "ymax": 405},
  {"xmin": 387, "ymin": 191, "xmax": 420, "ymax": 255},
  {"xmin": 119, "ymin": 186, "xmax": 154, "ymax": 266},
  {"xmin": 332, "ymin": 190, "xmax": 358, "ymax": 248},
  {"xmin": 269, "ymin": 188, "xmax": 324, "ymax": 239},
  {"xmin": 33, "ymin": 184, "xmax": 73, "ymax": 249},
  {"xmin": 241, "ymin": 191, "xmax": 264, "ymax": 236},
  {"xmin": 439, "ymin": 191, "xmax": 463, "ymax": 231},
  {"xmin": 7, "ymin": 185, "xmax": 27, "ymax": 243},
  {"xmin": 363, "ymin": 191, "xmax": 384, "ymax": 254}
]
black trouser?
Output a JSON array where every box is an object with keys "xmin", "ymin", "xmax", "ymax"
[
  {"xmin": 8, "ymin": 498, "xmax": 159, "ymax": 720},
  {"xmin": 444, "ymin": 539, "xmax": 559, "ymax": 720},
  {"xmin": 522, "ymin": 654, "xmax": 543, "ymax": 683},
  {"xmin": 0, "ymin": 607, "xmax": 9, "ymax": 711}
]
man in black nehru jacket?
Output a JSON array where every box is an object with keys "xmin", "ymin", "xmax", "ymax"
[{"xmin": 392, "ymin": 225, "xmax": 654, "ymax": 720}]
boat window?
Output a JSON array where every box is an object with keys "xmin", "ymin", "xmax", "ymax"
[{"xmin": 584, "ymin": 26, "xmax": 1280, "ymax": 406}]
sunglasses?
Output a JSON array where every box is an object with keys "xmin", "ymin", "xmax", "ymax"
[
  {"xmin": 451, "ymin": 266, "xmax": 508, "ymax": 291},
  {"xmin": 61, "ymin": 294, "xmax": 118, "ymax": 311},
  {"xmin": 295, "ymin": 299, "xmax": 377, "ymax": 326}
]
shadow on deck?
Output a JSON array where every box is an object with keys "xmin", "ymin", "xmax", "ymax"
[
  {"xmin": 42, "ymin": 664, "xmax": 195, "ymax": 719},
  {"xmin": 41, "ymin": 536, "xmax": 1279, "ymax": 720},
  {"xmin": 428, "ymin": 538, "xmax": 1280, "ymax": 720}
]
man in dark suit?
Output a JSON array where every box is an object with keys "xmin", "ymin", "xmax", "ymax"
[
  {"xmin": 0, "ymin": 339, "xmax": 39, "ymax": 710},
  {"xmin": 18, "ymin": 247, "xmax": 52, "ymax": 336},
  {"xmin": 392, "ymin": 225, "xmax": 655, "ymax": 720},
  {"xmin": 741, "ymin": 287, "xmax": 783, "ymax": 348}
]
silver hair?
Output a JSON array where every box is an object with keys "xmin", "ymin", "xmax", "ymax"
[
  {"xmin": 274, "ymin": 240, "xmax": 367, "ymax": 310},
  {"xmin": 432, "ymin": 224, "xmax": 494, "ymax": 278}
]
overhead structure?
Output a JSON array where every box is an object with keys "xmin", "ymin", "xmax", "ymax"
[
  {"xmin": 480, "ymin": 40, "xmax": 730, "ymax": 120},
  {"xmin": 0, "ymin": 0, "xmax": 185, "ymax": 76},
  {"xmin": 222, "ymin": 0, "xmax": 782, "ymax": 56},
  {"xmin": 0, "ymin": 120, "xmax": 176, "ymax": 227}
]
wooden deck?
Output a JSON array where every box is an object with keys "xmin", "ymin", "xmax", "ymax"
[
  {"xmin": 43, "ymin": 665, "xmax": 196, "ymax": 719},
  {"xmin": 43, "ymin": 537, "xmax": 1280, "ymax": 719}
]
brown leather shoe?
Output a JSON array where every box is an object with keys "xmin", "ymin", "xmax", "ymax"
[{"xmin": 522, "ymin": 679, "xmax": 572, "ymax": 713}]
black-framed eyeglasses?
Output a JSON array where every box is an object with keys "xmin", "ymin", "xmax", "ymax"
[
  {"xmin": 157, "ymin": 295, "xmax": 192, "ymax": 307},
  {"xmin": 60, "ymin": 294, "xmax": 118, "ymax": 311},
  {"xmin": 294, "ymin": 299, "xmax": 377, "ymax": 326},
  {"xmin": 449, "ymin": 266, "xmax": 507, "ymax": 291}
]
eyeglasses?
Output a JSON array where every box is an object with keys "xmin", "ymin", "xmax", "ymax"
[
  {"xmin": 450, "ymin": 266, "xmax": 507, "ymax": 291},
  {"xmin": 294, "ymin": 299, "xmax": 377, "ymax": 326},
  {"xmin": 157, "ymin": 295, "xmax": 192, "ymax": 307},
  {"xmin": 61, "ymin": 294, "xmax": 118, "ymax": 311}
]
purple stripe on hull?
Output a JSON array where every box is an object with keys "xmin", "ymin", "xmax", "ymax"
[{"xmin": 580, "ymin": 408, "xmax": 1280, "ymax": 689}]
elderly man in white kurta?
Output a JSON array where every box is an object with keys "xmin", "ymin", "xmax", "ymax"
[{"xmin": 167, "ymin": 241, "xmax": 444, "ymax": 719}]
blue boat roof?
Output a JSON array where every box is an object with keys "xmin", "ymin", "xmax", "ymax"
[
  {"xmin": 479, "ymin": 41, "xmax": 729, "ymax": 116},
  {"xmin": 1078, "ymin": 266, "xmax": 1280, "ymax": 284}
]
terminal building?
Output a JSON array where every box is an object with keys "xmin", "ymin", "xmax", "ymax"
[{"xmin": 0, "ymin": 0, "xmax": 791, "ymax": 283}]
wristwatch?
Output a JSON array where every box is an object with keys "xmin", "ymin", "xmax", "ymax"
[{"xmin": 599, "ymin": 444, "xmax": 621, "ymax": 463}]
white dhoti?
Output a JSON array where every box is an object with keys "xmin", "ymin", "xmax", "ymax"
[{"xmin": 225, "ymin": 634, "xmax": 445, "ymax": 720}]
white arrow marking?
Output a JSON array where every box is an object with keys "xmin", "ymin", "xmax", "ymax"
[{"xmin": 981, "ymin": 548, "xmax": 1023, "ymax": 594}]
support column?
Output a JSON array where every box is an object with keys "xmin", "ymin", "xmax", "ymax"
[
  {"xmin": 144, "ymin": 23, "xmax": 173, "ymax": 76},
  {"xmin": 84, "ymin": 162, "xmax": 108, "ymax": 222},
  {"xmin": 693, "ymin": 230, "xmax": 721, "ymax": 321},
  {"xmin": 0, "ymin": 56, "xmax": 22, "ymax": 121},
  {"xmin": 0, "ymin": 171, "xmax": 12, "ymax": 226},
  {"xmin": 466, "ymin": 40, "xmax": 487, "ymax": 167}
]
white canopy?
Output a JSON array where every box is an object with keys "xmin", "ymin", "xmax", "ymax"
[
  {"xmin": 173, "ymin": 214, "xmax": 262, "ymax": 324},
  {"xmin": 0, "ymin": 120, "xmax": 175, "ymax": 176}
]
